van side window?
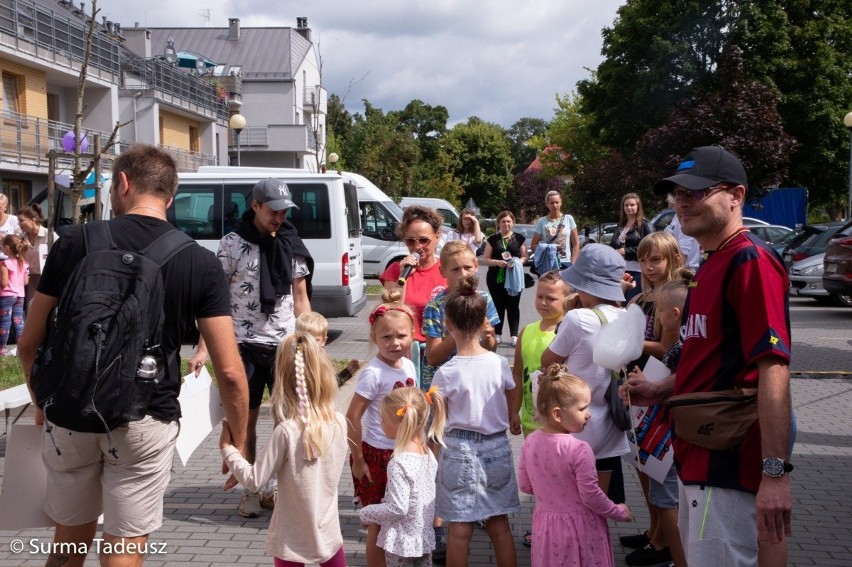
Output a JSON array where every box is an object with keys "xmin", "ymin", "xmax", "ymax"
[
  {"xmin": 223, "ymin": 185, "xmax": 252, "ymax": 236},
  {"xmin": 343, "ymin": 182, "xmax": 361, "ymax": 236},
  {"xmin": 360, "ymin": 202, "xmax": 397, "ymax": 240},
  {"xmin": 169, "ymin": 186, "xmax": 218, "ymax": 239},
  {"xmin": 287, "ymin": 183, "xmax": 331, "ymax": 239}
]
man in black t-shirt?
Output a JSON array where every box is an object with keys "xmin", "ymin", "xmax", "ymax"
[{"xmin": 19, "ymin": 144, "xmax": 249, "ymax": 567}]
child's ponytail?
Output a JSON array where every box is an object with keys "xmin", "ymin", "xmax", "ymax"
[
  {"xmin": 381, "ymin": 386, "xmax": 446, "ymax": 456},
  {"xmin": 2, "ymin": 234, "xmax": 29, "ymax": 269},
  {"xmin": 271, "ymin": 331, "xmax": 338, "ymax": 461}
]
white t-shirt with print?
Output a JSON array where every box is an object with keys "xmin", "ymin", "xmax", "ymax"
[
  {"xmin": 547, "ymin": 305, "xmax": 629, "ymax": 459},
  {"xmin": 217, "ymin": 231, "xmax": 309, "ymax": 345},
  {"xmin": 354, "ymin": 356, "xmax": 419, "ymax": 450},
  {"xmin": 533, "ymin": 214, "xmax": 577, "ymax": 263}
]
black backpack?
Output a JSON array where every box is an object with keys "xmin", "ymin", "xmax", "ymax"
[{"xmin": 33, "ymin": 221, "xmax": 194, "ymax": 448}]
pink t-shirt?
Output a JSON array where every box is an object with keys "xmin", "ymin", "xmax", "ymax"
[
  {"xmin": 379, "ymin": 260, "xmax": 446, "ymax": 342},
  {"xmin": 1, "ymin": 258, "xmax": 28, "ymax": 298}
]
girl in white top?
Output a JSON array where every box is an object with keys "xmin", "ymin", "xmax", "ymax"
[
  {"xmin": 0, "ymin": 194, "xmax": 20, "ymax": 261},
  {"xmin": 360, "ymin": 385, "xmax": 447, "ymax": 566},
  {"xmin": 220, "ymin": 332, "xmax": 348, "ymax": 567},
  {"xmin": 346, "ymin": 289, "xmax": 418, "ymax": 567},
  {"xmin": 541, "ymin": 244, "xmax": 630, "ymax": 495},
  {"xmin": 431, "ymin": 275, "xmax": 520, "ymax": 566},
  {"xmin": 445, "ymin": 208, "xmax": 483, "ymax": 254}
]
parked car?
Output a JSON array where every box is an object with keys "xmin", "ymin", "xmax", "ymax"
[
  {"xmin": 650, "ymin": 209, "xmax": 675, "ymax": 231},
  {"xmin": 748, "ymin": 225, "xmax": 792, "ymax": 247},
  {"xmin": 584, "ymin": 223, "xmax": 618, "ymax": 245},
  {"xmin": 771, "ymin": 225, "xmax": 814, "ymax": 257},
  {"xmin": 789, "ymin": 252, "xmax": 852, "ymax": 307},
  {"xmin": 743, "ymin": 217, "xmax": 770, "ymax": 227},
  {"xmin": 822, "ymin": 220, "xmax": 852, "ymax": 305},
  {"xmin": 514, "ymin": 224, "xmax": 535, "ymax": 264},
  {"xmin": 782, "ymin": 222, "xmax": 845, "ymax": 270}
]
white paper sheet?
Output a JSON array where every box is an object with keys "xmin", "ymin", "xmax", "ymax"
[
  {"xmin": 0, "ymin": 424, "xmax": 53, "ymax": 529},
  {"xmin": 175, "ymin": 367, "xmax": 225, "ymax": 467},
  {"xmin": 626, "ymin": 355, "xmax": 676, "ymax": 484}
]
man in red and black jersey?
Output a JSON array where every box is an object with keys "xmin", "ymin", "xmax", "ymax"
[{"xmin": 624, "ymin": 146, "xmax": 792, "ymax": 567}]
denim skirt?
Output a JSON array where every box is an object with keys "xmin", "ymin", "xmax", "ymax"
[{"xmin": 436, "ymin": 429, "xmax": 521, "ymax": 522}]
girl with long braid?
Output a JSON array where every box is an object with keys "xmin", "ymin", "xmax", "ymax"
[{"xmin": 220, "ymin": 331, "xmax": 348, "ymax": 567}]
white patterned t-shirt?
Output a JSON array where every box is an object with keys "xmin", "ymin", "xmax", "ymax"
[{"xmin": 217, "ymin": 231, "xmax": 309, "ymax": 345}]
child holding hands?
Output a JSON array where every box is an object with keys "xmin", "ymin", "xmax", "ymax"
[
  {"xmin": 519, "ymin": 366, "xmax": 632, "ymax": 566},
  {"xmin": 220, "ymin": 332, "xmax": 348, "ymax": 567},
  {"xmin": 360, "ymin": 386, "xmax": 447, "ymax": 566}
]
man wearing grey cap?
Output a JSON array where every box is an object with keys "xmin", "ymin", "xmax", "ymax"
[
  {"xmin": 191, "ymin": 178, "xmax": 313, "ymax": 517},
  {"xmin": 624, "ymin": 146, "xmax": 792, "ymax": 566}
]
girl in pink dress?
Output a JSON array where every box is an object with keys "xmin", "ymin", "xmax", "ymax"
[{"xmin": 518, "ymin": 366, "xmax": 633, "ymax": 566}]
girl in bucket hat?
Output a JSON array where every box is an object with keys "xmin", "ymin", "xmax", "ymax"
[{"xmin": 540, "ymin": 244, "xmax": 630, "ymax": 506}]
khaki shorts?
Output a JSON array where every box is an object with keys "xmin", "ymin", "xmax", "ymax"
[
  {"xmin": 678, "ymin": 484, "xmax": 757, "ymax": 566},
  {"xmin": 42, "ymin": 415, "xmax": 179, "ymax": 537}
]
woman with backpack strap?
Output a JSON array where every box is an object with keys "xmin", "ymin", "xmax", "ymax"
[{"xmin": 530, "ymin": 190, "xmax": 580, "ymax": 270}]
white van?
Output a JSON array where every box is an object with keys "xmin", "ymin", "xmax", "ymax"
[
  {"xmin": 341, "ymin": 171, "xmax": 408, "ymax": 277},
  {"xmin": 172, "ymin": 167, "xmax": 366, "ymax": 318},
  {"xmin": 399, "ymin": 197, "xmax": 460, "ymax": 229}
]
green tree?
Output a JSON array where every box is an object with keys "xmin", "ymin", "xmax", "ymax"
[
  {"xmin": 635, "ymin": 47, "xmax": 798, "ymax": 200},
  {"xmin": 346, "ymin": 101, "xmax": 420, "ymax": 200},
  {"xmin": 389, "ymin": 99, "xmax": 449, "ymax": 162},
  {"xmin": 506, "ymin": 117, "xmax": 548, "ymax": 174},
  {"xmin": 445, "ymin": 118, "xmax": 514, "ymax": 216},
  {"xmin": 327, "ymin": 94, "xmax": 353, "ymax": 151}
]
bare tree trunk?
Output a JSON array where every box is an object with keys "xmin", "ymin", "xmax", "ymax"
[{"xmin": 70, "ymin": 0, "xmax": 98, "ymax": 225}]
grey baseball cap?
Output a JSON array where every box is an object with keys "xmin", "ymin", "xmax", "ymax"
[
  {"xmin": 252, "ymin": 178, "xmax": 298, "ymax": 211},
  {"xmin": 559, "ymin": 244, "xmax": 626, "ymax": 302}
]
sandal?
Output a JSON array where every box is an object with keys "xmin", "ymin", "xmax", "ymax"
[{"xmin": 522, "ymin": 531, "xmax": 532, "ymax": 547}]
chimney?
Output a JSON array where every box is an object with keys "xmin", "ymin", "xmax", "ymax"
[
  {"xmin": 295, "ymin": 17, "xmax": 311, "ymax": 41},
  {"xmin": 228, "ymin": 18, "xmax": 240, "ymax": 41}
]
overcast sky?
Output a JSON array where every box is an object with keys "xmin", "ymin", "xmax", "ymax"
[{"xmin": 97, "ymin": 0, "xmax": 626, "ymax": 127}]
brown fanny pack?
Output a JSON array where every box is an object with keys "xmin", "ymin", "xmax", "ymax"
[{"xmin": 665, "ymin": 388, "xmax": 758, "ymax": 451}]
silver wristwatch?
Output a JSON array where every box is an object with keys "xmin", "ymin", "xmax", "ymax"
[{"xmin": 762, "ymin": 457, "xmax": 794, "ymax": 478}]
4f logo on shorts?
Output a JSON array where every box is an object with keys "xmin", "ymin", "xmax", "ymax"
[{"xmin": 769, "ymin": 336, "xmax": 779, "ymax": 346}]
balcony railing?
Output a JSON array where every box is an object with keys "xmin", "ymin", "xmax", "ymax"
[
  {"xmin": 0, "ymin": 0, "xmax": 122, "ymax": 76},
  {"xmin": 228, "ymin": 125, "xmax": 318, "ymax": 154},
  {"xmin": 159, "ymin": 144, "xmax": 216, "ymax": 172},
  {"xmin": 121, "ymin": 57, "xmax": 229, "ymax": 121},
  {"xmin": 0, "ymin": 110, "xmax": 122, "ymax": 170}
]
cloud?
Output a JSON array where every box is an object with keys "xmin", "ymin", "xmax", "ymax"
[{"xmin": 99, "ymin": 0, "xmax": 625, "ymax": 126}]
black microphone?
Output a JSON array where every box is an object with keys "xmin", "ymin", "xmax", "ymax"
[{"xmin": 397, "ymin": 252, "xmax": 420, "ymax": 286}]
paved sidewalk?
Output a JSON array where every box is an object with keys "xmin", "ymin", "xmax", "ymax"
[{"xmin": 1, "ymin": 272, "xmax": 850, "ymax": 565}]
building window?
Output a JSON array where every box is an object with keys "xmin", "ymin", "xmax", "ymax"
[
  {"xmin": 189, "ymin": 126, "xmax": 200, "ymax": 153},
  {"xmin": 2, "ymin": 73, "xmax": 22, "ymax": 117},
  {"xmin": 2, "ymin": 179, "xmax": 29, "ymax": 212}
]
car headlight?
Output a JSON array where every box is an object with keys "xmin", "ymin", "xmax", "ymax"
[{"xmin": 796, "ymin": 265, "xmax": 823, "ymax": 276}]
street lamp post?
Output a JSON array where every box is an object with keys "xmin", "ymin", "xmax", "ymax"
[
  {"xmin": 229, "ymin": 113, "xmax": 246, "ymax": 166},
  {"xmin": 844, "ymin": 112, "xmax": 852, "ymax": 220}
]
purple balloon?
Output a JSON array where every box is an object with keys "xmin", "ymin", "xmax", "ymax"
[{"xmin": 62, "ymin": 131, "xmax": 88, "ymax": 153}]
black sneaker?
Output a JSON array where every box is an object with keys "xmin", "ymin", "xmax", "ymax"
[
  {"xmin": 619, "ymin": 531, "xmax": 651, "ymax": 549},
  {"xmin": 432, "ymin": 537, "xmax": 447, "ymax": 564},
  {"xmin": 625, "ymin": 544, "xmax": 672, "ymax": 566}
]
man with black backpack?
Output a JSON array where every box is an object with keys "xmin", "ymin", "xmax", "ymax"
[{"xmin": 18, "ymin": 144, "xmax": 249, "ymax": 567}]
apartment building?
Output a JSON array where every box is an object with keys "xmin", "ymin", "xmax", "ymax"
[{"xmin": 146, "ymin": 17, "xmax": 327, "ymax": 170}]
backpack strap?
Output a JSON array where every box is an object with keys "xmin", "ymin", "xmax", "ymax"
[
  {"xmin": 591, "ymin": 306, "xmax": 608, "ymax": 326},
  {"xmin": 140, "ymin": 229, "xmax": 196, "ymax": 267},
  {"xmin": 82, "ymin": 220, "xmax": 116, "ymax": 255}
]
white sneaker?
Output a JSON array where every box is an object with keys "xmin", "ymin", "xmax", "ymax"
[
  {"xmin": 511, "ymin": 336, "xmax": 518, "ymax": 347},
  {"xmin": 238, "ymin": 491, "xmax": 261, "ymax": 517}
]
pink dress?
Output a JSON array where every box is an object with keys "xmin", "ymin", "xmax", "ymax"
[{"xmin": 518, "ymin": 430, "xmax": 630, "ymax": 567}]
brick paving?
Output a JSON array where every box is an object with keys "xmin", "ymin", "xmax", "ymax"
[{"xmin": 1, "ymin": 269, "xmax": 850, "ymax": 565}]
